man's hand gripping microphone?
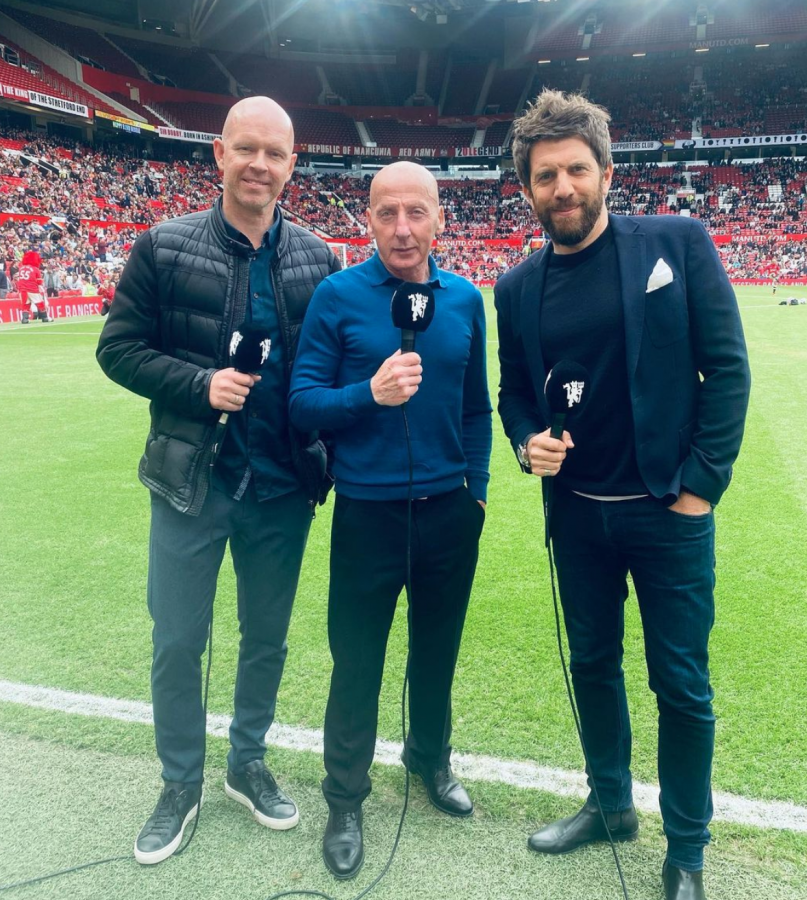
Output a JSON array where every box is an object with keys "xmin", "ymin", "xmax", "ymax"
[
  {"xmin": 371, "ymin": 282, "xmax": 436, "ymax": 406},
  {"xmin": 210, "ymin": 323, "xmax": 271, "ymax": 460}
]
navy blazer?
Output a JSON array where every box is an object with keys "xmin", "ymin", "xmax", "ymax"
[{"xmin": 495, "ymin": 214, "xmax": 751, "ymax": 506}]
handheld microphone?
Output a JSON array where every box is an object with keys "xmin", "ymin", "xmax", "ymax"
[
  {"xmin": 390, "ymin": 281, "xmax": 435, "ymax": 353},
  {"xmin": 541, "ymin": 360, "xmax": 590, "ymax": 546},
  {"xmin": 229, "ymin": 322, "xmax": 272, "ymax": 375},
  {"xmin": 544, "ymin": 360, "xmax": 590, "ymax": 439},
  {"xmin": 212, "ymin": 323, "xmax": 272, "ymax": 460}
]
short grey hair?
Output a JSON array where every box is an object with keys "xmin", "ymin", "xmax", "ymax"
[{"xmin": 512, "ymin": 89, "xmax": 612, "ymax": 189}]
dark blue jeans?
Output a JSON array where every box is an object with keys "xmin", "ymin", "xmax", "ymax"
[
  {"xmin": 147, "ymin": 483, "xmax": 311, "ymax": 784},
  {"xmin": 550, "ymin": 488, "xmax": 716, "ymax": 872}
]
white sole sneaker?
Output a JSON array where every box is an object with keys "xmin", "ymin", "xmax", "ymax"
[
  {"xmin": 133, "ymin": 792, "xmax": 203, "ymax": 865},
  {"xmin": 224, "ymin": 781, "xmax": 299, "ymax": 830}
]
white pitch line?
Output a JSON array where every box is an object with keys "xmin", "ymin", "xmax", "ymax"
[{"xmin": 2, "ymin": 679, "xmax": 806, "ymax": 834}]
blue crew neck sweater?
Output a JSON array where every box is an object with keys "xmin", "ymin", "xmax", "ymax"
[{"xmin": 289, "ymin": 252, "xmax": 492, "ymax": 502}]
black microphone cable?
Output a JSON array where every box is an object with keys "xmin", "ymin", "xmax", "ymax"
[
  {"xmin": 0, "ymin": 615, "xmax": 215, "ymax": 894},
  {"xmin": 541, "ymin": 477, "xmax": 630, "ymax": 900},
  {"xmin": 261, "ymin": 404, "xmax": 417, "ymax": 900}
]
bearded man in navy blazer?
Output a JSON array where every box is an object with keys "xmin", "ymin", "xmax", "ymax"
[{"xmin": 495, "ymin": 89, "xmax": 750, "ymax": 900}]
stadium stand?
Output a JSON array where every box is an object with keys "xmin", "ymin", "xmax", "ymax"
[
  {"xmin": 3, "ymin": 123, "xmax": 806, "ymax": 290},
  {"xmin": 482, "ymin": 120, "xmax": 513, "ymax": 150},
  {"xmin": 485, "ymin": 68, "xmax": 531, "ymax": 115},
  {"xmin": 217, "ymin": 53, "xmax": 320, "ymax": 104},
  {"xmin": 290, "ymin": 108, "xmax": 363, "ymax": 147},
  {"xmin": 326, "ymin": 62, "xmax": 415, "ymax": 108},
  {"xmin": 150, "ymin": 100, "xmax": 231, "ymax": 134},
  {"xmin": 0, "ymin": 6, "xmax": 141, "ymax": 78},
  {"xmin": 1, "ymin": 0, "xmax": 806, "ymax": 310},
  {"xmin": 109, "ymin": 34, "xmax": 229, "ymax": 94},
  {"xmin": 422, "ymin": 51, "xmax": 448, "ymax": 106},
  {"xmin": 363, "ymin": 121, "xmax": 475, "ymax": 153},
  {"xmin": 104, "ymin": 91, "xmax": 164, "ymax": 127},
  {"xmin": 441, "ymin": 59, "xmax": 489, "ymax": 117},
  {"xmin": 0, "ymin": 34, "xmax": 120, "ymax": 115}
]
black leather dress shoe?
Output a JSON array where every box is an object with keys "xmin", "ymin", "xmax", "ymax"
[
  {"xmin": 404, "ymin": 756, "xmax": 474, "ymax": 817},
  {"xmin": 322, "ymin": 808, "xmax": 364, "ymax": 880},
  {"xmin": 527, "ymin": 801, "xmax": 639, "ymax": 854},
  {"xmin": 663, "ymin": 861, "xmax": 706, "ymax": 900}
]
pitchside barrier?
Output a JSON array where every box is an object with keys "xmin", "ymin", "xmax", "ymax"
[{"xmin": 0, "ymin": 295, "xmax": 102, "ymax": 323}]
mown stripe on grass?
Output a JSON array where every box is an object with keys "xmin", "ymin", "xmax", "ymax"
[{"xmin": 2, "ymin": 678, "xmax": 806, "ymax": 834}]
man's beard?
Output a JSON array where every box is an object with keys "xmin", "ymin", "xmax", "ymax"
[{"xmin": 537, "ymin": 182, "xmax": 605, "ymax": 248}]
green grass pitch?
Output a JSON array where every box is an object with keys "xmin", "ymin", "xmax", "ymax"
[{"xmin": 0, "ymin": 285, "xmax": 806, "ymax": 899}]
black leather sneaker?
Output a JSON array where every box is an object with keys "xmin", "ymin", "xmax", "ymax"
[
  {"xmin": 225, "ymin": 760, "xmax": 299, "ymax": 830},
  {"xmin": 134, "ymin": 781, "xmax": 203, "ymax": 865}
]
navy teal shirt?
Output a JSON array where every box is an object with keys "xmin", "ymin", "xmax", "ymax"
[
  {"xmin": 214, "ymin": 209, "xmax": 300, "ymax": 501},
  {"xmin": 289, "ymin": 252, "xmax": 492, "ymax": 501}
]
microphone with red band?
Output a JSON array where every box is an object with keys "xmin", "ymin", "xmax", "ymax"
[
  {"xmin": 544, "ymin": 360, "xmax": 590, "ymax": 439},
  {"xmin": 390, "ymin": 282, "xmax": 435, "ymax": 353},
  {"xmin": 211, "ymin": 322, "xmax": 272, "ymax": 460}
]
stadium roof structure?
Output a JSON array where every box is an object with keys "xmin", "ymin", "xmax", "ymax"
[{"xmin": 17, "ymin": 0, "xmax": 802, "ymax": 45}]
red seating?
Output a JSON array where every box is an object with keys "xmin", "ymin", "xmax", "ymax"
[
  {"xmin": 0, "ymin": 7, "xmax": 140, "ymax": 78},
  {"xmin": 0, "ymin": 37, "xmax": 120, "ymax": 116}
]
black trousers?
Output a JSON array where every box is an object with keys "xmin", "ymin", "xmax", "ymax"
[{"xmin": 322, "ymin": 486, "xmax": 485, "ymax": 811}]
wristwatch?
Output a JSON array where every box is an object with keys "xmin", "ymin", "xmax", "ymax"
[{"xmin": 517, "ymin": 433, "xmax": 537, "ymax": 470}]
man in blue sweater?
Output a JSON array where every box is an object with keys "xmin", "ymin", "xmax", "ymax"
[{"xmin": 290, "ymin": 161, "xmax": 492, "ymax": 880}]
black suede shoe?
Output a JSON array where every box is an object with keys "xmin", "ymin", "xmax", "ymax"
[
  {"xmin": 527, "ymin": 800, "xmax": 638, "ymax": 854},
  {"xmin": 323, "ymin": 808, "xmax": 364, "ymax": 880},
  {"xmin": 225, "ymin": 760, "xmax": 299, "ymax": 830},
  {"xmin": 403, "ymin": 754, "xmax": 474, "ymax": 817},
  {"xmin": 663, "ymin": 861, "xmax": 706, "ymax": 900},
  {"xmin": 134, "ymin": 781, "xmax": 203, "ymax": 865}
]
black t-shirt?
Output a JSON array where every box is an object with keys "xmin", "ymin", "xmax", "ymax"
[{"xmin": 540, "ymin": 226, "xmax": 647, "ymax": 495}]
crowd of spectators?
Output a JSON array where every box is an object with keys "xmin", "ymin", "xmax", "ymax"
[
  {"xmin": 0, "ymin": 216, "xmax": 127, "ymax": 302},
  {"xmin": 718, "ymin": 237, "xmax": 807, "ymax": 280},
  {"xmin": 3, "ymin": 128, "xmax": 807, "ymax": 304},
  {"xmin": 588, "ymin": 50, "xmax": 807, "ymax": 142},
  {"xmin": 282, "ymin": 172, "xmax": 536, "ymax": 241},
  {"xmin": 0, "ymin": 130, "xmax": 221, "ymax": 226}
]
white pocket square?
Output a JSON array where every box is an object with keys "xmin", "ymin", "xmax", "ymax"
[{"xmin": 646, "ymin": 258, "xmax": 674, "ymax": 293}]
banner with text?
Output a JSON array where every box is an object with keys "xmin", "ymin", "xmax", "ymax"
[
  {"xmin": 612, "ymin": 140, "xmax": 664, "ymax": 153},
  {"xmin": 674, "ymin": 133, "xmax": 807, "ymax": 150},
  {"xmin": 0, "ymin": 297, "xmax": 101, "ymax": 324},
  {"xmin": 296, "ymin": 143, "xmax": 502, "ymax": 159},
  {"xmin": 27, "ymin": 91, "xmax": 90, "ymax": 119},
  {"xmin": 96, "ymin": 109, "xmax": 157, "ymax": 133},
  {"xmin": 712, "ymin": 232, "xmax": 807, "ymax": 244},
  {"xmin": 158, "ymin": 126, "xmax": 221, "ymax": 143},
  {"xmin": 0, "ymin": 82, "xmax": 30, "ymax": 102}
]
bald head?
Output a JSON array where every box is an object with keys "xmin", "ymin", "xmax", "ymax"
[
  {"xmin": 213, "ymin": 95, "xmax": 297, "ymax": 246},
  {"xmin": 221, "ymin": 96, "xmax": 294, "ymax": 146},
  {"xmin": 369, "ymin": 161, "xmax": 440, "ymax": 208},
  {"xmin": 366, "ymin": 161, "xmax": 445, "ymax": 283}
]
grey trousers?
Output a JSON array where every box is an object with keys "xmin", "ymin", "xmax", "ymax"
[{"xmin": 147, "ymin": 482, "xmax": 311, "ymax": 783}]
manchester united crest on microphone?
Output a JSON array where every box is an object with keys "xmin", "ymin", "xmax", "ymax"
[
  {"xmin": 563, "ymin": 380, "xmax": 585, "ymax": 408},
  {"xmin": 408, "ymin": 291, "xmax": 429, "ymax": 322},
  {"xmin": 260, "ymin": 338, "xmax": 272, "ymax": 365}
]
